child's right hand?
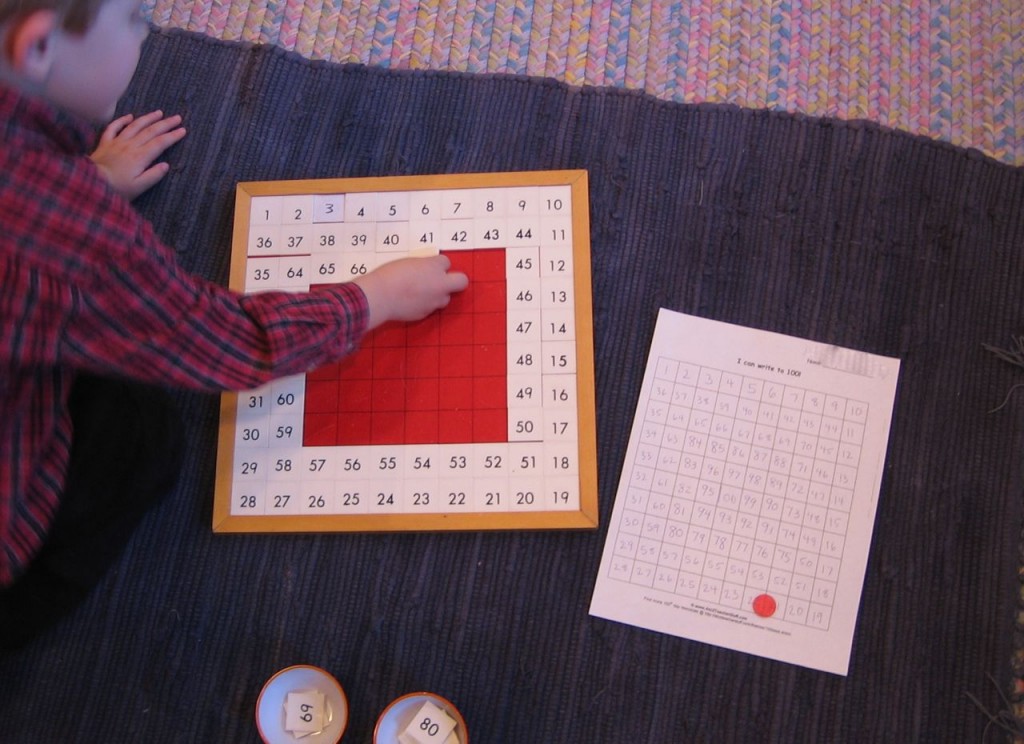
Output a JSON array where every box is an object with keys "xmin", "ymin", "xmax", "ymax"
[{"xmin": 353, "ymin": 254, "xmax": 469, "ymax": 330}]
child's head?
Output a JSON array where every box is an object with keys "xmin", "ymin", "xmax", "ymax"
[
  {"xmin": 0, "ymin": 0, "xmax": 106, "ymax": 34},
  {"xmin": 0, "ymin": 0, "xmax": 147, "ymax": 122}
]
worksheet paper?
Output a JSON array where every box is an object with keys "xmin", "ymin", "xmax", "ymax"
[{"xmin": 590, "ymin": 309, "xmax": 900, "ymax": 675}]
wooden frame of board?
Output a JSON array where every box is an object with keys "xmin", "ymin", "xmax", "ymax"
[{"xmin": 213, "ymin": 170, "xmax": 597, "ymax": 533}]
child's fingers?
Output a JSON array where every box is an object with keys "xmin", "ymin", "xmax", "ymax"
[{"xmin": 99, "ymin": 114, "xmax": 135, "ymax": 142}]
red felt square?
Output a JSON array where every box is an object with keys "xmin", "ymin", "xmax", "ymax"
[
  {"xmin": 370, "ymin": 411, "xmax": 406, "ymax": 444},
  {"xmin": 303, "ymin": 413, "xmax": 338, "ymax": 446},
  {"xmin": 404, "ymin": 411, "xmax": 439, "ymax": 444},
  {"xmin": 304, "ymin": 379, "xmax": 340, "ymax": 414},
  {"xmin": 406, "ymin": 378, "xmax": 439, "ymax": 410},
  {"xmin": 372, "ymin": 322, "xmax": 407, "ymax": 347},
  {"xmin": 438, "ymin": 410, "xmax": 473, "ymax": 443},
  {"xmin": 439, "ymin": 345, "xmax": 474, "ymax": 377},
  {"xmin": 372, "ymin": 379, "xmax": 406, "ymax": 411},
  {"xmin": 439, "ymin": 380, "xmax": 473, "ymax": 410},
  {"xmin": 372, "ymin": 347, "xmax": 407, "ymax": 379},
  {"xmin": 336, "ymin": 379, "xmax": 373, "ymax": 412},
  {"xmin": 473, "ymin": 345, "xmax": 506, "ymax": 377},
  {"xmin": 474, "ymin": 376, "xmax": 507, "ymax": 409},
  {"xmin": 473, "ymin": 409, "xmax": 508, "ymax": 443},
  {"xmin": 336, "ymin": 349, "xmax": 374, "ymax": 379},
  {"xmin": 473, "ymin": 281, "xmax": 506, "ymax": 313},
  {"xmin": 444, "ymin": 250, "xmax": 475, "ymax": 276},
  {"xmin": 444, "ymin": 285, "xmax": 473, "ymax": 315},
  {"xmin": 406, "ymin": 345, "xmax": 440, "ymax": 378},
  {"xmin": 334, "ymin": 412, "xmax": 372, "ymax": 445},
  {"xmin": 474, "ymin": 249, "xmax": 506, "ymax": 280},
  {"xmin": 473, "ymin": 313, "xmax": 506, "ymax": 344},
  {"xmin": 438, "ymin": 312, "xmax": 475, "ymax": 346},
  {"xmin": 306, "ymin": 361, "xmax": 340, "ymax": 382},
  {"xmin": 406, "ymin": 314, "xmax": 440, "ymax": 346}
]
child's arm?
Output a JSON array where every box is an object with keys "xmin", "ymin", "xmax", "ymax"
[
  {"xmin": 89, "ymin": 111, "xmax": 187, "ymax": 200},
  {"xmin": 353, "ymin": 254, "xmax": 469, "ymax": 330}
]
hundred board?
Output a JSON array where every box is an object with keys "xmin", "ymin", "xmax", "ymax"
[{"xmin": 213, "ymin": 171, "xmax": 597, "ymax": 533}]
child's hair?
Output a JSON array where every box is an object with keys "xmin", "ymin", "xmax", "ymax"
[{"xmin": 0, "ymin": 0, "xmax": 105, "ymax": 33}]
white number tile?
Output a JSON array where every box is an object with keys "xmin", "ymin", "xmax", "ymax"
[
  {"xmin": 409, "ymin": 191, "xmax": 443, "ymax": 220},
  {"xmin": 248, "ymin": 225, "xmax": 282, "ymax": 257},
  {"xmin": 278, "ymin": 256, "xmax": 311, "ymax": 288},
  {"xmin": 267, "ymin": 450, "xmax": 303, "ymax": 481},
  {"xmin": 269, "ymin": 412, "xmax": 303, "ymax": 447},
  {"xmin": 506, "ymin": 186, "xmax": 540, "ymax": 215},
  {"xmin": 312, "ymin": 194, "xmax": 345, "ymax": 223},
  {"xmin": 440, "ymin": 190, "xmax": 475, "ymax": 219},
  {"xmin": 269, "ymin": 375, "xmax": 304, "ymax": 410},
  {"xmin": 439, "ymin": 219, "xmax": 473, "ymax": 250},
  {"xmin": 473, "ymin": 217, "xmax": 507, "ymax": 246},
  {"xmin": 408, "ymin": 220, "xmax": 442, "ymax": 252},
  {"xmin": 232, "ymin": 482, "xmax": 266, "ymax": 515},
  {"xmin": 546, "ymin": 476, "xmax": 578, "ymax": 510},
  {"xmin": 474, "ymin": 477, "xmax": 510, "ymax": 510},
  {"xmin": 267, "ymin": 483, "xmax": 303, "ymax": 514},
  {"xmin": 301, "ymin": 485, "xmax": 335, "ymax": 514},
  {"xmin": 508, "ymin": 410, "xmax": 543, "ymax": 442},
  {"xmin": 508, "ymin": 342, "xmax": 540, "ymax": 376},
  {"xmin": 375, "ymin": 223, "xmax": 409, "ymax": 253},
  {"xmin": 471, "ymin": 187, "xmax": 507, "ymax": 216},
  {"xmin": 236, "ymin": 420, "xmax": 269, "ymax": 449},
  {"xmin": 540, "ymin": 246, "xmax": 573, "ymax": 276},
  {"xmin": 303, "ymin": 450, "xmax": 337, "ymax": 480},
  {"xmin": 506, "ymin": 246, "xmax": 539, "ymax": 276},
  {"xmin": 246, "ymin": 257, "xmax": 279, "ymax": 291},
  {"xmin": 280, "ymin": 195, "xmax": 313, "ymax": 224},
  {"xmin": 406, "ymin": 480, "xmax": 445, "ymax": 513},
  {"xmin": 543, "ymin": 409, "xmax": 577, "ymax": 440},
  {"xmin": 344, "ymin": 192, "xmax": 377, "ymax": 222},
  {"xmin": 508, "ymin": 373, "xmax": 543, "ymax": 408},
  {"xmin": 339, "ymin": 222, "xmax": 376, "ymax": 251},
  {"xmin": 507, "ymin": 277, "xmax": 541, "ymax": 308},
  {"xmin": 250, "ymin": 196, "xmax": 282, "ymax": 225},
  {"xmin": 540, "ymin": 215, "xmax": 572, "ymax": 245},
  {"xmin": 403, "ymin": 445, "xmax": 440, "ymax": 478},
  {"xmin": 376, "ymin": 193, "xmax": 410, "ymax": 222},
  {"xmin": 544, "ymin": 443, "xmax": 577, "ymax": 475},
  {"xmin": 235, "ymin": 451, "xmax": 267, "ymax": 480},
  {"xmin": 311, "ymin": 225, "xmax": 346, "ymax": 253},
  {"xmin": 505, "ymin": 217, "xmax": 541, "ymax": 248},
  {"xmin": 508, "ymin": 309, "xmax": 542, "ymax": 344},
  {"xmin": 336, "ymin": 480, "xmax": 370, "ymax": 513},
  {"xmin": 542, "ymin": 375, "xmax": 576, "ymax": 408},
  {"xmin": 438, "ymin": 482, "xmax": 474, "ymax": 511},
  {"xmin": 542, "ymin": 340, "xmax": 577, "ymax": 374},
  {"xmin": 509, "ymin": 477, "xmax": 545, "ymax": 511},
  {"xmin": 541, "ymin": 276, "xmax": 573, "ymax": 309},
  {"xmin": 542, "ymin": 307, "xmax": 575, "ymax": 341},
  {"xmin": 278, "ymin": 225, "xmax": 313, "ymax": 256}
]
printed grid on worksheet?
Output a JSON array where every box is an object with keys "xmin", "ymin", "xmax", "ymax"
[
  {"xmin": 228, "ymin": 183, "xmax": 584, "ymax": 518},
  {"xmin": 607, "ymin": 357, "xmax": 869, "ymax": 630}
]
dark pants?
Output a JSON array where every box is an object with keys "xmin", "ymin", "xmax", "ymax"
[{"xmin": 0, "ymin": 375, "xmax": 184, "ymax": 650}]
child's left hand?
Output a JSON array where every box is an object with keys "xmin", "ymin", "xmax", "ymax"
[{"xmin": 90, "ymin": 111, "xmax": 187, "ymax": 200}]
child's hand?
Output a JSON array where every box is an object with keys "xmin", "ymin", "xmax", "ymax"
[
  {"xmin": 353, "ymin": 255, "xmax": 469, "ymax": 330},
  {"xmin": 90, "ymin": 111, "xmax": 187, "ymax": 200}
]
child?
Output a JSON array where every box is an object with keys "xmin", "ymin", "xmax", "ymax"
[{"xmin": 0, "ymin": 0, "xmax": 469, "ymax": 648}]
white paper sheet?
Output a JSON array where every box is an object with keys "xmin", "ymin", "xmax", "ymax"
[{"xmin": 589, "ymin": 309, "xmax": 901, "ymax": 675}]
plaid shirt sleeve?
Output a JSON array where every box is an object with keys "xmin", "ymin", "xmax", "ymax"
[
  {"xmin": 0, "ymin": 86, "xmax": 368, "ymax": 585},
  {"xmin": 9, "ymin": 169, "xmax": 369, "ymax": 391}
]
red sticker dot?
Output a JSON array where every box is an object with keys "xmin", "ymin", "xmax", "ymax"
[{"xmin": 752, "ymin": 593, "xmax": 777, "ymax": 618}]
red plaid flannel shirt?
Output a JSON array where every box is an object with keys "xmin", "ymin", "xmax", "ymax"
[{"xmin": 0, "ymin": 83, "xmax": 369, "ymax": 586}]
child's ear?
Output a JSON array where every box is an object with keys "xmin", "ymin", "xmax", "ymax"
[{"xmin": 3, "ymin": 10, "xmax": 60, "ymax": 83}]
